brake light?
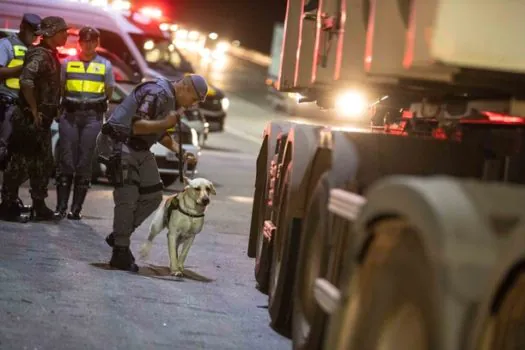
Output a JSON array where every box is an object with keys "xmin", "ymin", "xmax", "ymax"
[{"xmin": 139, "ymin": 7, "xmax": 162, "ymax": 19}]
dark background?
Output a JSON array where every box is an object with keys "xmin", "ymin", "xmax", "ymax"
[{"xmin": 135, "ymin": 0, "xmax": 287, "ymax": 54}]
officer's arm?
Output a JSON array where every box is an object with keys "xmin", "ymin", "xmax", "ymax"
[
  {"xmin": 105, "ymin": 62, "xmax": 115, "ymax": 100},
  {"xmin": 159, "ymin": 133, "xmax": 180, "ymax": 153},
  {"xmin": 19, "ymin": 51, "xmax": 41, "ymax": 116},
  {"xmin": 133, "ymin": 118, "xmax": 174, "ymax": 135},
  {"xmin": 0, "ymin": 41, "xmax": 22, "ymax": 79},
  {"xmin": 132, "ymin": 92, "xmax": 178, "ymax": 134}
]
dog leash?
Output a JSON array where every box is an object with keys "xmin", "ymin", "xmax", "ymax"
[{"xmin": 177, "ymin": 116, "xmax": 184, "ymax": 183}]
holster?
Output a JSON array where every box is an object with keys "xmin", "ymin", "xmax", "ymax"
[
  {"xmin": 99, "ymin": 123, "xmax": 128, "ymax": 187},
  {"xmin": 98, "ymin": 151, "xmax": 124, "ymax": 187}
]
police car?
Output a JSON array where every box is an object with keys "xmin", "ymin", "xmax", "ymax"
[{"xmin": 50, "ymin": 82, "xmax": 201, "ymax": 188}]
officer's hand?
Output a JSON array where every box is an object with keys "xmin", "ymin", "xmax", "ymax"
[
  {"xmin": 32, "ymin": 108, "xmax": 42, "ymax": 127},
  {"xmin": 184, "ymin": 152, "xmax": 197, "ymax": 165}
]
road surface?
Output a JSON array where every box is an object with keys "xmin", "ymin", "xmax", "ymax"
[
  {"xmin": 0, "ymin": 93, "xmax": 289, "ymax": 349},
  {"xmin": 0, "ymin": 49, "xmax": 359, "ymax": 349}
]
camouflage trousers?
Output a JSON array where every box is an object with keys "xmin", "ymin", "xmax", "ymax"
[{"xmin": 1, "ymin": 108, "xmax": 54, "ymax": 203}]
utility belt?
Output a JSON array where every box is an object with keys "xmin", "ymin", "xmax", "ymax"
[
  {"xmin": 126, "ymin": 137, "xmax": 150, "ymax": 152},
  {"xmin": 63, "ymin": 98, "xmax": 108, "ymax": 114}
]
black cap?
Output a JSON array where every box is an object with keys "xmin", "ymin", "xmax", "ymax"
[
  {"xmin": 79, "ymin": 26, "xmax": 100, "ymax": 42},
  {"xmin": 35, "ymin": 16, "xmax": 69, "ymax": 37},
  {"xmin": 21, "ymin": 13, "xmax": 41, "ymax": 32}
]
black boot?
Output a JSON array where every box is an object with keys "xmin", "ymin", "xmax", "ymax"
[
  {"xmin": 105, "ymin": 233, "xmax": 135, "ymax": 262},
  {"xmin": 31, "ymin": 199, "xmax": 62, "ymax": 221},
  {"xmin": 16, "ymin": 197, "xmax": 32, "ymax": 213},
  {"xmin": 109, "ymin": 246, "xmax": 139, "ymax": 272},
  {"xmin": 55, "ymin": 175, "xmax": 73, "ymax": 218},
  {"xmin": 67, "ymin": 176, "xmax": 89, "ymax": 220},
  {"xmin": 0, "ymin": 200, "xmax": 29, "ymax": 223}
]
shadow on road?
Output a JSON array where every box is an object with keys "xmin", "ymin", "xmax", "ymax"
[{"xmin": 89, "ymin": 262, "xmax": 214, "ymax": 283}]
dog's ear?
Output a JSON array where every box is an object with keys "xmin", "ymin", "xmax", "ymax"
[
  {"xmin": 209, "ymin": 183, "xmax": 217, "ymax": 195},
  {"xmin": 183, "ymin": 176, "xmax": 191, "ymax": 187}
]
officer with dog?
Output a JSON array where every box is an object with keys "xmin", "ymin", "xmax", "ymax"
[
  {"xmin": 55, "ymin": 26, "xmax": 114, "ymax": 220},
  {"xmin": 0, "ymin": 16, "xmax": 69, "ymax": 222},
  {"xmin": 0, "ymin": 14, "xmax": 41, "ymax": 217},
  {"xmin": 97, "ymin": 74, "xmax": 207, "ymax": 272}
]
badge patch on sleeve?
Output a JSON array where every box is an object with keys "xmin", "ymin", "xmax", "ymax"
[{"xmin": 137, "ymin": 94, "xmax": 158, "ymax": 120}]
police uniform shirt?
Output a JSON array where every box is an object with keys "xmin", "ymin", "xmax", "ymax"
[
  {"xmin": 61, "ymin": 54, "xmax": 115, "ymax": 102},
  {"xmin": 131, "ymin": 81, "xmax": 176, "ymax": 147},
  {"xmin": 0, "ymin": 35, "xmax": 26, "ymax": 98}
]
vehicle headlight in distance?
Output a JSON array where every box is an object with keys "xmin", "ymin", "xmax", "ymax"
[
  {"xmin": 334, "ymin": 90, "xmax": 368, "ymax": 118},
  {"xmin": 191, "ymin": 128, "xmax": 199, "ymax": 147},
  {"xmin": 221, "ymin": 97, "xmax": 230, "ymax": 111}
]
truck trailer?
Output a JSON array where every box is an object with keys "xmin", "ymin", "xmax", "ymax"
[{"xmin": 247, "ymin": 0, "xmax": 525, "ymax": 349}]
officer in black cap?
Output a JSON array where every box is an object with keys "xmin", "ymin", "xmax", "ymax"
[
  {"xmin": 0, "ymin": 16, "xmax": 68, "ymax": 222},
  {"xmin": 55, "ymin": 26, "xmax": 115, "ymax": 220},
  {"xmin": 0, "ymin": 14, "xmax": 41, "ymax": 217}
]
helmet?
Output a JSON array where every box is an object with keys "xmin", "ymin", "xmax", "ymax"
[{"xmin": 79, "ymin": 26, "xmax": 100, "ymax": 42}]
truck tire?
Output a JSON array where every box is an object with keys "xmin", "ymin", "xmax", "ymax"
[
  {"xmin": 292, "ymin": 174, "xmax": 331, "ymax": 349},
  {"xmin": 249, "ymin": 137, "xmax": 270, "ymax": 258},
  {"xmin": 248, "ymin": 122, "xmax": 293, "ymax": 257},
  {"xmin": 342, "ymin": 218, "xmax": 440, "ymax": 350},
  {"xmin": 475, "ymin": 268, "xmax": 525, "ymax": 350},
  {"xmin": 268, "ymin": 170, "xmax": 301, "ymax": 338}
]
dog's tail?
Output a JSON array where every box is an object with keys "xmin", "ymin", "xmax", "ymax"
[
  {"xmin": 139, "ymin": 199, "xmax": 168, "ymax": 260},
  {"xmin": 139, "ymin": 241, "xmax": 153, "ymax": 260}
]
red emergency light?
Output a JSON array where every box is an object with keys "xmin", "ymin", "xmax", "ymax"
[
  {"xmin": 57, "ymin": 46, "xmax": 78, "ymax": 56},
  {"xmin": 138, "ymin": 6, "xmax": 163, "ymax": 19}
]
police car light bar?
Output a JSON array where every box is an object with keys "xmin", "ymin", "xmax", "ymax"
[{"xmin": 139, "ymin": 6, "xmax": 163, "ymax": 19}]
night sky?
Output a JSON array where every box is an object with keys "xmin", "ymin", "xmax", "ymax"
[{"xmin": 135, "ymin": 0, "xmax": 287, "ymax": 54}]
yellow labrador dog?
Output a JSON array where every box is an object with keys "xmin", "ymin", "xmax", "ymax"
[{"xmin": 139, "ymin": 177, "xmax": 216, "ymax": 276}]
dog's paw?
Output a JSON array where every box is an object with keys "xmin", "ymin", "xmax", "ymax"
[
  {"xmin": 139, "ymin": 242, "xmax": 152, "ymax": 260},
  {"xmin": 170, "ymin": 270, "xmax": 183, "ymax": 277}
]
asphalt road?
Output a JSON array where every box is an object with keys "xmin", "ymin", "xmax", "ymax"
[
  {"xmin": 0, "ymin": 94, "xmax": 290, "ymax": 349},
  {"xmin": 0, "ymin": 50, "xmax": 358, "ymax": 349}
]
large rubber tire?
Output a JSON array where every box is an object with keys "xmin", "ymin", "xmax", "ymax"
[
  {"xmin": 268, "ymin": 170, "xmax": 301, "ymax": 338},
  {"xmin": 475, "ymin": 268, "xmax": 525, "ymax": 350},
  {"xmin": 248, "ymin": 138, "xmax": 269, "ymax": 258},
  {"xmin": 255, "ymin": 138, "xmax": 292, "ymax": 294},
  {"xmin": 292, "ymin": 174, "xmax": 331, "ymax": 349},
  {"xmin": 340, "ymin": 218, "xmax": 440, "ymax": 350}
]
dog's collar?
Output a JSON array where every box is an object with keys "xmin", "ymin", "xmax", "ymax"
[{"xmin": 177, "ymin": 206, "xmax": 205, "ymax": 218}]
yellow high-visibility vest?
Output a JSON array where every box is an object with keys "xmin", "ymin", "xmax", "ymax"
[
  {"xmin": 5, "ymin": 38, "xmax": 27, "ymax": 90},
  {"xmin": 64, "ymin": 59, "xmax": 106, "ymax": 99}
]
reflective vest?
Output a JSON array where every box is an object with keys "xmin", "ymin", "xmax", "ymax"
[
  {"xmin": 64, "ymin": 57, "xmax": 107, "ymax": 99},
  {"xmin": 5, "ymin": 36, "xmax": 27, "ymax": 90},
  {"xmin": 107, "ymin": 78, "xmax": 175, "ymax": 148}
]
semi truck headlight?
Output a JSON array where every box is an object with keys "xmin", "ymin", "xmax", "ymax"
[
  {"xmin": 221, "ymin": 97, "xmax": 230, "ymax": 111},
  {"xmin": 334, "ymin": 90, "xmax": 368, "ymax": 118}
]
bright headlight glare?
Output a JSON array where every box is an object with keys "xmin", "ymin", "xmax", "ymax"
[
  {"xmin": 221, "ymin": 97, "xmax": 230, "ymax": 111},
  {"xmin": 334, "ymin": 90, "xmax": 368, "ymax": 118}
]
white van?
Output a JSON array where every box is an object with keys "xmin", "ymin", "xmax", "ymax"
[
  {"xmin": 0, "ymin": 5, "xmax": 202, "ymax": 187},
  {"xmin": 0, "ymin": 0, "xmax": 215, "ymax": 139}
]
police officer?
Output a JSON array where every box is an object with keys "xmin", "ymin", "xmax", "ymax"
[
  {"xmin": 55, "ymin": 27, "xmax": 115, "ymax": 220},
  {"xmin": 0, "ymin": 17, "xmax": 69, "ymax": 222},
  {"xmin": 0, "ymin": 14, "xmax": 41, "ymax": 216},
  {"xmin": 97, "ymin": 74, "xmax": 207, "ymax": 272}
]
